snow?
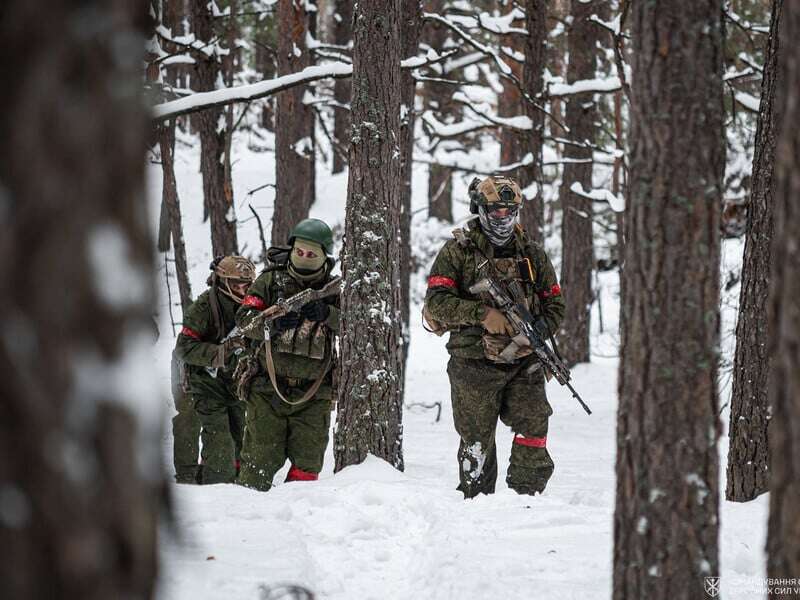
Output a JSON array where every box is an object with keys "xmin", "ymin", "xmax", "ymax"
[
  {"xmin": 734, "ymin": 91, "xmax": 760, "ymax": 112},
  {"xmin": 549, "ymin": 76, "xmax": 621, "ymax": 97},
  {"xmin": 149, "ymin": 127, "xmax": 768, "ymax": 600},
  {"xmin": 569, "ymin": 182, "xmax": 625, "ymax": 212}
]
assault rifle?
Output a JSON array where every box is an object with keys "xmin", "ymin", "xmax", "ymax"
[
  {"xmin": 205, "ymin": 276, "xmax": 341, "ymax": 378},
  {"xmin": 241, "ymin": 276, "xmax": 342, "ymax": 340},
  {"xmin": 469, "ymin": 277, "xmax": 592, "ymax": 415}
]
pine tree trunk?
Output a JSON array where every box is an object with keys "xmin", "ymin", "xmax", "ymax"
[
  {"xmin": 519, "ymin": 0, "xmax": 547, "ymax": 243},
  {"xmin": 726, "ymin": 0, "xmax": 781, "ymax": 504},
  {"xmin": 424, "ymin": 0, "xmax": 453, "ymax": 223},
  {"xmin": 498, "ymin": 17, "xmax": 524, "ymax": 180},
  {"xmin": 332, "ymin": 0, "xmax": 353, "ymax": 174},
  {"xmin": 613, "ymin": 2, "xmax": 725, "ymax": 598},
  {"xmin": 0, "ymin": 1, "xmax": 161, "ymax": 597},
  {"xmin": 557, "ymin": 0, "xmax": 599, "ymax": 366},
  {"xmin": 159, "ymin": 120, "xmax": 194, "ymax": 312},
  {"xmin": 399, "ymin": 0, "xmax": 422, "ymax": 374},
  {"xmin": 766, "ymin": 0, "xmax": 800, "ymax": 584},
  {"xmin": 334, "ymin": 0, "xmax": 404, "ymax": 472},
  {"xmin": 192, "ymin": 0, "xmax": 238, "ymax": 256},
  {"xmin": 272, "ymin": 0, "xmax": 316, "ymax": 246}
]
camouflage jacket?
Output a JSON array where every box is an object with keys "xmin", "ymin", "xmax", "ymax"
[
  {"xmin": 424, "ymin": 218, "xmax": 565, "ymax": 360},
  {"xmin": 236, "ymin": 267, "xmax": 340, "ymax": 391},
  {"xmin": 174, "ymin": 288, "xmax": 239, "ymax": 380}
]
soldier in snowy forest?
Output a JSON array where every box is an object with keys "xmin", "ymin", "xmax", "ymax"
[
  {"xmin": 174, "ymin": 256, "xmax": 256, "ymax": 484},
  {"xmin": 424, "ymin": 175, "xmax": 565, "ymax": 498}
]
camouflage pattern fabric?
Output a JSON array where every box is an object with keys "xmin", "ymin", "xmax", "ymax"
[
  {"xmin": 424, "ymin": 218, "xmax": 565, "ymax": 361},
  {"xmin": 175, "ymin": 288, "xmax": 245, "ymax": 484},
  {"xmin": 235, "ymin": 266, "xmax": 339, "ymax": 491},
  {"xmin": 448, "ymin": 356, "xmax": 554, "ymax": 497},
  {"xmin": 424, "ymin": 217, "xmax": 564, "ymax": 498},
  {"xmin": 237, "ymin": 377, "xmax": 332, "ymax": 491},
  {"xmin": 170, "ymin": 351, "xmax": 201, "ymax": 483}
]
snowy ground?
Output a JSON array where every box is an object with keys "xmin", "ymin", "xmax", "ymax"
[{"xmin": 150, "ymin": 134, "xmax": 768, "ymax": 599}]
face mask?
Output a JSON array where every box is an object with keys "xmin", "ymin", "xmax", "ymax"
[
  {"xmin": 478, "ymin": 204, "xmax": 518, "ymax": 247},
  {"xmin": 290, "ymin": 239, "xmax": 326, "ymax": 274}
]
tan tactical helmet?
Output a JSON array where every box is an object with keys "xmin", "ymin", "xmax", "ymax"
[
  {"xmin": 212, "ymin": 255, "xmax": 256, "ymax": 303},
  {"xmin": 469, "ymin": 175, "xmax": 523, "ymax": 214}
]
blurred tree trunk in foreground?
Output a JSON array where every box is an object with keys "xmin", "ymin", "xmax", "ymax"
[
  {"xmin": 613, "ymin": 1, "xmax": 725, "ymax": 598},
  {"xmin": 0, "ymin": 1, "xmax": 162, "ymax": 598},
  {"xmin": 766, "ymin": 0, "xmax": 800, "ymax": 585}
]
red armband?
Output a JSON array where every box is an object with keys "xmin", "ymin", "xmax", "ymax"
[
  {"xmin": 427, "ymin": 275, "xmax": 457, "ymax": 289},
  {"xmin": 180, "ymin": 326, "xmax": 202, "ymax": 340},
  {"xmin": 539, "ymin": 284, "xmax": 561, "ymax": 299},
  {"xmin": 242, "ymin": 294, "xmax": 267, "ymax": 311}
]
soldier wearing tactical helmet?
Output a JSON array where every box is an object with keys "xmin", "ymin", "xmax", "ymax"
[
  {"xmin": 235, "ymin": 218, "xmax": 340, "ymax": 491},
  {"xmin": 174, "ymin": 255, "xmax": 256, "ymax": 484},
  {"xmin": 424, "ymin": 175, "xmax": 565, "ymax": 498}
]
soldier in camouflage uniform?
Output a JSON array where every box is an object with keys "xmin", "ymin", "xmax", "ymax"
[
  {"xmin": 235, "ymin": 219, "xmax": 339, "ymax": 491},
  {"xmin": 174, "ymin": 256, "xmax": 256, "ymax": 484},
  {"xmin": 424, "ymin": 176, "xmax": 565, "ymax": 498}
]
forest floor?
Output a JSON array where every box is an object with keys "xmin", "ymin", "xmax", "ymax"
[{"xmin": 150, "ymin": 135, "xmax": 768, "ymax": 600}]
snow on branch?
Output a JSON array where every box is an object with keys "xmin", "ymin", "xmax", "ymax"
[
  {"xmin": 152, "ymin": 49, "xmax": 459, "ymax": 121},
  {"xmin": 570, "ymin": 182, "xmax": 625, "ymax": 212},
  {"xmin": 452, "ymin": 91, "xmax": 532, "ymax": 130},
  {"xmin": 548, "ymin": 76, "xmax": 622, "ymax": 97},
  {"xmin": 734, "ymin": 91, "xmax": 760, "ymax": 112}
]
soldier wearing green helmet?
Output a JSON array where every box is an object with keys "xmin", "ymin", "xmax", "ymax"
[{"xmin": 235, "ymin": 218, "xmax": 340, "ymax": 491}]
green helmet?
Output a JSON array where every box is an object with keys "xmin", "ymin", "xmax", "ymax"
[{"xmin": 288, "ymin": 218, "xmax": 334, "ymax": 257}]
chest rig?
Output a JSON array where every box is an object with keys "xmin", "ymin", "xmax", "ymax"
[
  {"xmin": 270, "ymin": 270, "xmax": 330, "ymax": 361},
  {"xmin": 454, "ymin": 226, "xmax": 539, "ymax": 362}
]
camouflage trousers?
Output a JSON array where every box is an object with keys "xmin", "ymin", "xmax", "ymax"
[
  {"xmin": 238, "ymin": 376, "xmax": 332, "ymax": 492},
  {"xmin": 447, "ymin": 355, "xmax": 554, "ymax": 498},
  {"xmin": 171, "ymin": 354, "xmax": 201, "ymax": 483},
  {"xmin": 172, "ymin": 389, "xmax": 201, "ymax": 483},
  {"xmin": 189, "ymin": 373, "xmax": 245, "ymax": 485}
]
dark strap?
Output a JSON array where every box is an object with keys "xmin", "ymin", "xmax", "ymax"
[
  {"xmin": 263, "ymin": 337, "xmax": 331, "ymax": 406},
  {"xmin": 208, "ymin": 282, "xmax": 225, "ymax": 342}
]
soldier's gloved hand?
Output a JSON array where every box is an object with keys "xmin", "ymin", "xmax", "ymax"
[
  {"xmin": 481, "ymin": 307, "xmax": 515, "ymax": 336},
  {"xmin": 532, "ymin": 317, "xmax": 550, "ymax": 339},
  {"xmin": 272, "ymin": 311, "xmax": 301, "ymax": 333},
  {"xmin": 222, "ymin": 336, "xmax": 246, "ymax": 358},
  {"xmin": 300, "ymin": 300, "xmax": 330, "ymax": 322}
]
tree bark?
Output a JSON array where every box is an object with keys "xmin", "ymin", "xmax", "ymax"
[
  {"xmin": 519, "ymin": 0, "xmax": 548, "ymax": 243},
  {"xmin": 332, "ymin": 0, "xmax": 353, "ymax": 174},
  {"xmin": 556, "ymin": 0, "xmax": 601, "ymax": 366},
  {"xmin": 424, "ymin": 0, "xmax": 454, "ymax": 223},
  {"xmin": 766, "ymin": 0, "xmax": 800, "ymax": 585},
  {"xmin": 272, "ymin": 0, "xmax": 317, "ymax": 246},
  {"xmin": 0, "ymin": 1, "xmax": 161, "ymax": 597},
  {"xmin": 726, "ymin": 0, "xmax": 782, "ymax": 504},
  {"xmin": 334, "ymin": 0, "xmax": 404, "ymax": 472},
  {"xmin": 399, "ymin": 0, "xmax": 422, "ymax": 383},
  {"xmin": 613, "ymin": 2, "xmax": 725, "ymax": 599},
  {"xmin": 191, "ymin": 0, "xmax": 239, "ymax": 256},
  {"xmin": 159, "ymin": 120, "xmax": 194, "ymax": 312}
]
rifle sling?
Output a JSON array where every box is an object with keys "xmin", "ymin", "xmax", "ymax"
[{"xmin": 263, "ymin": 336, "xmax": 331, "ymax": 406}]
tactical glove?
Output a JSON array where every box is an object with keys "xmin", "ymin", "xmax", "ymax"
[
  {"xmin": 272, "ymin": 311, "xmax": 301, "ymax": 333},
  {"xmin": 481, "ymin": 306, "xmax": 515, "ymax": 336},
  {"xmin": 300, "ymin": 299, "xmax": 330, "ymax": 322},
  {"xmin": 532, "ymin": 317, "xmax": 550, "ymax": 339},
  {"xmin": 211, "ymin": 337, "xmax": 246, "ymax": 369}
]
